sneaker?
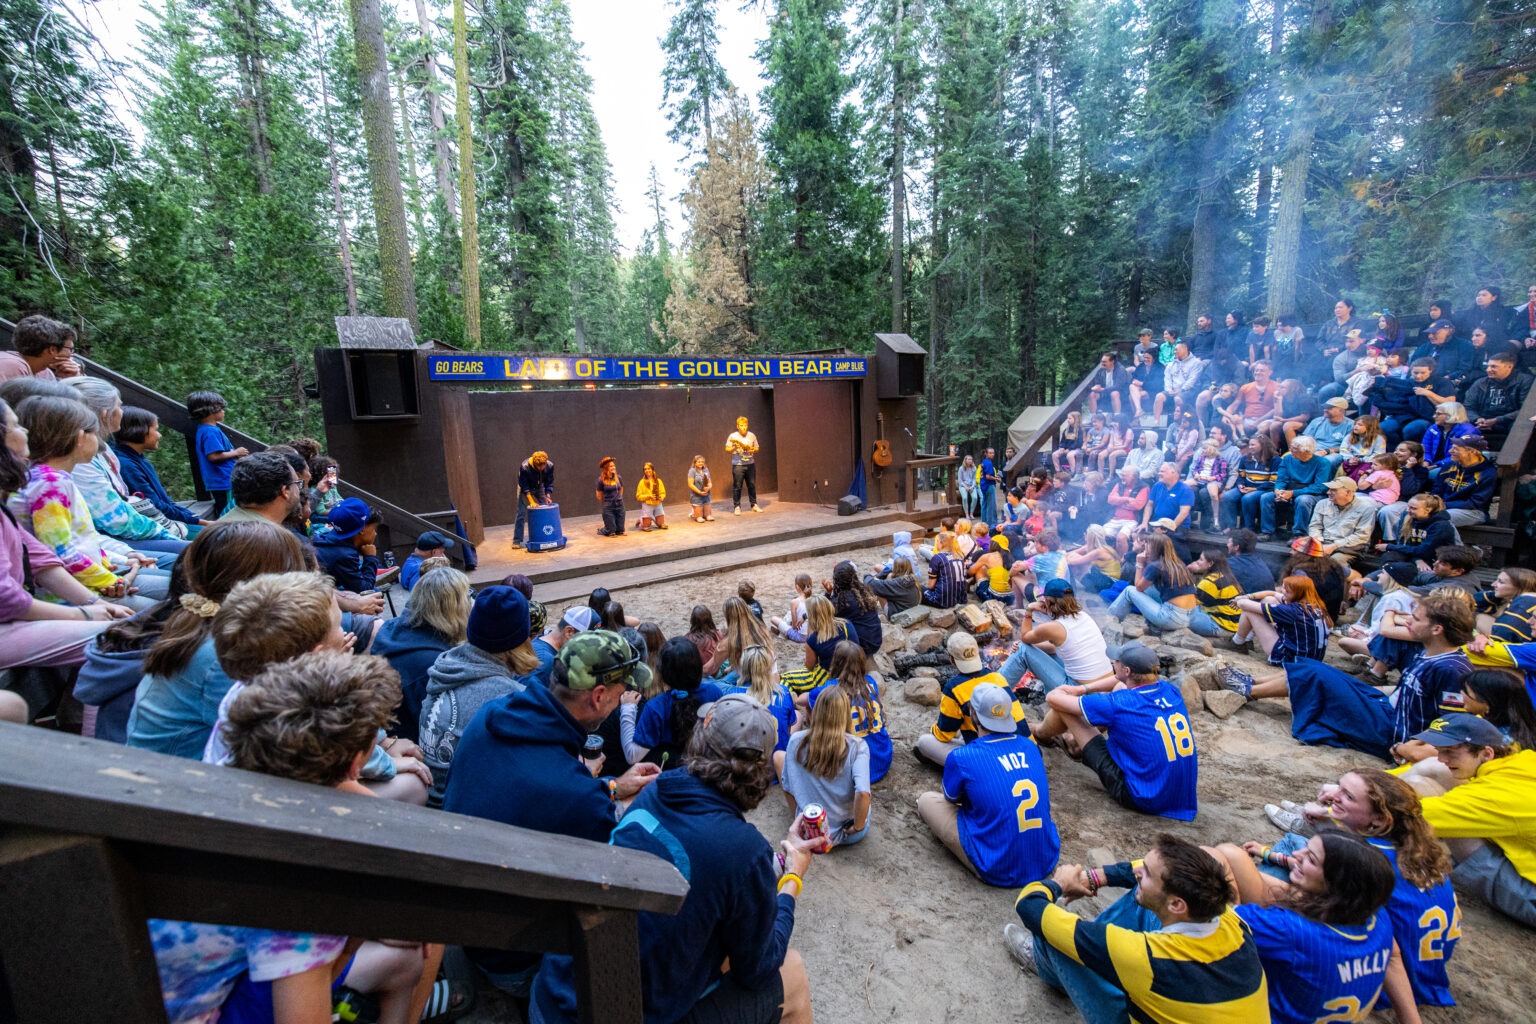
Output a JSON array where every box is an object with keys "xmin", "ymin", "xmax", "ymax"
[
  {"xmin": 1219, "ymin": 664, "xmax": 1254, "ymax": 698},
  {"xmin": 1002, "ymin": 924, "xmax": 1036, "ymax": 973},
  {"xmin": 1265, "ymin": 803, "xmax": 1312, "ymax": 836},
  {"xmin": 733, "ymin": 507, "xmax": 741, "ymax": 516},
  {"xmin": 752, "ymin": 504, "xmax": 762, "ymax": 512},
  {"xmin": 705, "ymin": 515, "xmax": 715, "ymax": 521}
]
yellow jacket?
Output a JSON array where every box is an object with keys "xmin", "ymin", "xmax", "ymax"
[
  {"xmin": 1421, "ymin": 748, "xmax": 1536, "ymax": 883},
  {"xmin": 636, "ymin": 476, "xmax": 666, "ymax": 504}
]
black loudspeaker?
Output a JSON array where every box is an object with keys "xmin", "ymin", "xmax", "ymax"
[
  {"xmin": 343, "ymin": 350, "xmax": 420, "ymax": 420},
  {"xmin": 875, "ymin": 333, "xmax": 927, "ymax": 399},
  {"xmin": 837, "ymin": 494, "xmax": 863, "ymax": 516}
]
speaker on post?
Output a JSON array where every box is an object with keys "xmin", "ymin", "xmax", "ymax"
[
  {"xmin": 837, "ymin": 494, "xmax": 864, "ymax": 516},
  {"xmin": 874, "ymin": 333, "xmax": 928, "ymax": 400},
  {"xmin": 343, "ymin": 350, "xmax": 421, "ymax": 420}
]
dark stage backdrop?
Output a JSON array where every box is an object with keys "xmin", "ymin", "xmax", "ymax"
[{"xmin": 468, "ymin": 386, "xmax": 776, "ymax": 528}]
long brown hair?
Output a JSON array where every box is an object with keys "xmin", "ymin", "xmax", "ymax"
[
  {"xmin": 826, "ymin": 640, "xmax": 872, "ymax": 706},
  {"xmin": 718, "ymin": 596, "xmax": 771, "ymax": 664},
  {"xmin": 1275, "ymin": 829, "xmax": 1396, "ymax": 927},
  {"xmin": 1348, "ymin": 768, "xmax": 1453, "ymax": 889},
  {"xmin": 1143, "ymin": 534, "xmax": 1193, "ymax": 589},
  {"xmin": 796, "ymin": 686, "xmax": 852, "ymax": 779},
  {"xmin": 143, "ymin": 522, "xmax": 309, "ymax": 678}
]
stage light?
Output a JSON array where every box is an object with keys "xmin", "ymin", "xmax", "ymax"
[
  {"xmin": 584, "ymin": 383, "xmax": 597, "ymax": 391},
  {"xmin": 521, "ymin": 383, "xmax": 533, "ymax": 391}
]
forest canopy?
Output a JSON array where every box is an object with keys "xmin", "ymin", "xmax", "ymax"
[{"xmin": 3, "ymin": 0, "xmax": 1535, "ymax": 450}]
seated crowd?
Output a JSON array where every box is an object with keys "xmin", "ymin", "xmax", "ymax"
[{"xmin": 3, "ymin": 305, "xmax": 1536, "ymax": 1024}]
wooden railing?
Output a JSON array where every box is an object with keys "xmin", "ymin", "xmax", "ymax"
[
  {"xmin": 904, "ymin": 454, "xmax": 960, "ymax": 513},
  {"xmin": 1003, "ymin": 367, "xmax": 1099, "ymax": 482},
  {"xmin": 0, "ymin": 725, "xmax": 687, "ymax": 1024}
]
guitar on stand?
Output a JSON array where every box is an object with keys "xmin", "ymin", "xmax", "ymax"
[{"xmin": 872, "ymin": 412, "xmax": 893, "ymax": 477}]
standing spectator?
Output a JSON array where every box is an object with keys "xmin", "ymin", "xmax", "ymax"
[
  {"xmin": 917, "ymin": 682, "xmax": 1060, "ymax": 886},
  {"xmin": 512, "ymin": 450, "xmax": 554, "ymax": 548},
  {"xmin": 0, "ymin": 315, "xmax": 80, "ymax": 381},
  {"xmin": 687, "ymin": 454, "xmax": 715, "ymax": 522},
  {"xmin": 979, "ymin": 447, "xmax": 1002, "ymax": 527},
  {"xmin": 188, "ymin": 390, "xmax": 246, "ymax": 517},
  {"xmin": 112, "ymin": 407, "xmax": 208, "ymax": 533},
  {"xmin": 1465, "ymin": 350, "xmax": 1532, "ymax": 448},
  {"xmin": 1259, "ymin": 436, "xmax": 1330, "ymax": 540}
]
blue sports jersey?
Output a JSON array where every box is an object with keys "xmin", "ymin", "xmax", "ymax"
[
  {"xmin": 1079, "ymin": 680, "xmax": 1198, "ymax": 821},
  {"xmin": 807, "ymin": 675, "xmax": 892, "ymax": 782},
  {"xmin": 1263, "ymin": 602, "xmax": 1329, "ymax": 664},
  {"xmin": 941, "ymin": 732, "xmax": 1059, "ymax": 887},
  {"xmin": 195, "ymin": 423, "xmax": 235, "ymax": 490},
  {"xmin": 1390, "ymin": 649, "xmax": 1470, "ymax": 747},
  {"xmin": 1235, "ymin": 904, "xmax": 1394, "ymax": 1024},
  {"xmin": 633, "ymin": 682, "xmax": 730, "ymax": 750},
  {"xmin": 1368, "ymin": 838, "xmax": 1459, "ymax": 1007}
]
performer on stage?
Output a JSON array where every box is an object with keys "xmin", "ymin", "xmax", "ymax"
[
  {"xmin": 513, "ymin": 450, "xmax": 554, "ymax": 549},
  {"xmin": 726, "ymin": 416, "xmax": 761, "ymax": 515}
]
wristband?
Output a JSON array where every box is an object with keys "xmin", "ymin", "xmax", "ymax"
[
  {"xmin": 78, "ymin": 605, "xmax": 90, "ymax": 620},
  {"xmin": 777, "ymin": 871, "xmax": 803, "ymax": 896}
]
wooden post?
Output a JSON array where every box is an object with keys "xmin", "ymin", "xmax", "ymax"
[
  {"xmin": 570, "ymin": 906, "xmax": 643, "ymax": 1024},
  {"xmin": 438, "ymin": 386, "xmax": 485, "ymax": 544},
  {"xmin": 0, "ymin": 831, "xmax": 167, "ymax": 1023}
]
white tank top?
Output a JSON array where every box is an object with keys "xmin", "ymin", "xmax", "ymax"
[{"xmin": 1058, "ymin": 613, "xmax": 1113, "ymax": 682}]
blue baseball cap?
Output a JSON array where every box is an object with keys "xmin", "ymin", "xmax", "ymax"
[
  {"xmin": 414, "ymin": 530, "xmax": 455, "ymax": 551},
  {"xmin": 326, "ymin": 497, "xmax": 375, "ymax": 540}
]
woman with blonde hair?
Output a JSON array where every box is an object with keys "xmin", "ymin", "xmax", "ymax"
[
  {"xmin": 371, "ymin": 566, "xmax": 471, "ymax": 740},
  {"xmin": 1105, "ymin": 532, "xmax": 1197, "ymax": 630},
  {"xmin": 782, "ymin": 686, "xmax": 871, "ymax": 849},
  {"xmin": 703, "ymin": 595, "xmax": 772, "ymax": 681},
  {"xmin": 780, "ymin": 594, "xmax": 856, "ymax": 694},
  {"xmin": 922, "ymin": 530, "xmax": 968, "ymax": 609},
  {"xmin": 735, "ymin": 643, "xmax": 795, "ymax": 777},
  {"xmin": 1063, "ymin": 523, "xmax": 1121, "ymax": 595}
]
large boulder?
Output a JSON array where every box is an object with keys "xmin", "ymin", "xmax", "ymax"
[
  {"xmin": 1176, "ymin": 672, "xmax": 1203, "ymax": 713},
  {"xmin": 928, "ymin": 608, "xmax": 958, "ymax": 630},
  {"xmin": 880, "ymin": 625, "xmax": 908, "ymax": 653},
  {"xmin": 890, "ymin": 606, "xmax": 932, "ymax": 629},
  {"xmin": 1120, "ymin": 620, "xmax": 1145, "ymax": 640},
  {"xmin": 912, "ymin": 628, "xmax": 947, "ymax": 654},
  {"xmin": 1204, "ymin": 690, "xmax": 1248, "ymax": 720},
  {"xmin": 905, "ymin": 677, "xmax": 943, "ymax": 707},
  {"xmin": 1162, "ymin": 629, "xmax": 1214, "ymax": 656},
  {"xmin": 873, "ymin": 651, "xmax": 896, "ymax": 678},
  {"xmin": 1183, "ymin": 660, "xmax": 1227, "ymax": 693},
  {"xmin": 910, "ymin": 666, "xmax": 942, "ymax": 679}
]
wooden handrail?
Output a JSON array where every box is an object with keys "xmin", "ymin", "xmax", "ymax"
[
  {"xmin": 0, "ymin": 726, "xmax": 686, "ymax": 1023},
  {"xmin": 904, "ymin": 455, "xmax": 960, "ymax": 514},
  {"xmin": 1004, "ymin": 367, "xmax": 1099, "ymax": 479},
  {"xmin": 1492, "ymin": 376, "xmax": 1536, "ymax": 530}
]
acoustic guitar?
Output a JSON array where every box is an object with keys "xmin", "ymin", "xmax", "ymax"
[{"xmin": 873, "ymin": 413, "xmax": 893, "ymax": 469}]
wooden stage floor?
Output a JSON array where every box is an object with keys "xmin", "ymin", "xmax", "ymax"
[{"xmin": 465, "ymin": 494, "xmax": 940, "ymax": 607}]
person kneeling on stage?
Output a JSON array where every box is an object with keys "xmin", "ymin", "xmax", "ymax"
[
  {"xmin": 916, "ymin": 682, "xmax": 1060, "ymax": 887},
  {"xmin": 635, "ymin": 462, "xmax": 668, "ymax": 531},
  {"xmin": 1002, "ymin": 836, "xmax": 1268, "ymax": 1024},
  {"xmin": 1032, "ymin": 643, "xmax": 1198, "ymax": 821}
]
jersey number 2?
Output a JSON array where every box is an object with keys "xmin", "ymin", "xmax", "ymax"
[
  {"xmin": 1012, "ymin": 779, "xmax": 1043, "ymax": 832},
  {"xmin": 1418, "ymin": 903, "xmax": 1461, "ymax": 961}
]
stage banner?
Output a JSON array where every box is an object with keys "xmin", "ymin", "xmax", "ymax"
[{"xmin": 427, "ymin": 353, "xmax": 867, "ymax": 383}]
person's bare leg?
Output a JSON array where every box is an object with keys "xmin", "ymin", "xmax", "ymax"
[
  {"xmin": 779, "ymin": 948, "xmax": 813, "ymax": 1024},
  {"xmin": 364, "ymin": 773, "xmax": 429, "ymax": 805},
  {"xmin": 1338, "ymin": 636, "xmax": 1369, "ymax": 658},
  {"xmin": 344, "ymin": 941, "xmax": 428, "ymax": 1024},
  {"xmin": 1033, "ymin": 707, "xmax": 1068, "ymax": 742},
  {"xmin": 1058, "ymin": 710, "xmax": 1101, "ymax": 752},
  {"xmin": 1444, "ymin": 837, "xmax": 1484, "ymax": 863},
  {"xmin": 0, "ymin": 690, "xmax": 27, "ymax": 724},
  {"xmin": 1247, "ymin": 669, "xmax": 1290, "ymax": 700},
  {"xmin": 1247, "ymin": 616, "xmax": 1279, "ymax": 658},
  {"xmin": 405, "ymin": 945, "xmax": 445, "ymax": 1024}
]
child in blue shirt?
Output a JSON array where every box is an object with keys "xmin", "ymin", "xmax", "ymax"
[{"xmin": 188, "ymin": 390, "xmax": 246, "ymax": 516}]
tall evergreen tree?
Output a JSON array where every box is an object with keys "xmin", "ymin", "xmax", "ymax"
[{"xmin": 659, "ymin": 0, "xmax": 732, "ymax": 157}]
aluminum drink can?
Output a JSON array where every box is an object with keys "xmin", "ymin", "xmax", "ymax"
[{"xmin": 801, "ymin": 803, "xmax": 829, "ymax": 852}]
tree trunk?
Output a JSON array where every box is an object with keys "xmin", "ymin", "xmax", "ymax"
[
  {"xmin": 1185, "ymin": 128, "xmax": 1226, "ymax": 331},
  {"xmin": 889, "ymin": 0, "xmax": 906, "ymax": 334},
  {"xmin": 349, "ymin": 0, "xmax": 419, "ymax": 327},
  {"xmin": 1248, "ymin": 0, "xmax": 1286, "ymax": 297},
  {"xmin": 453, "ymin": 0, "xmax": 482, "ymax": 344},
  {"xmin": 926, "ymin": 178, "xmax": 946, "ymax": 455},
  {"xmin": 314, "ymin": 20, "xmax": 358, "ymax": 315},
  {"xmin": 412, "ymin": 0, "xmax": 459, "ymax": 226},
  {"xmin": 1266, "ymin": 111, "xmax": 1315, "ymax": 319},
  {"xmin": 396, "ymin": 69, "xmax": 427, "ymax": 239},
  {"xmin": 231, "ymin": 0, "xmax": 273, "ymax": 195}
]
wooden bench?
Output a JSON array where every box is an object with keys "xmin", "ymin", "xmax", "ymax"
[{"xmin": 0, "ymin": 725, "xmax": 688, "ymax": 1023}]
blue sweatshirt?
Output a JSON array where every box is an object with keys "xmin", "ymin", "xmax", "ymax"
[
  {"xmin": 368, "ymin": 618, "xmax": 454, "ymax": 742},
  {"xmin": 112, "ymin": 444, "xmax": 201, "ymax": 526},
  {"xmin": 1433, "ymin": 455, "xmax": 1497, "ymax": 511},
  {"xmin": 531, "ymin": 768, "xmax": 796, "ymax": 1024},
  {"xmin": 1274, "ymin": 453, "xmax": 1332, "ymax": 496},
  {"xmin": 312, "ymin": 530, "xmax": 382, "ymax": 593}
]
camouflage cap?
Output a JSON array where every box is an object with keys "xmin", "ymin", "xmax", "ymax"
[
  {"xmin": 527, "ymin": 598, "xmax": 547, "ymax": 636},
  {"xmin": 555, "ymin": 629, "xmax": 652, "ymax": 692}
]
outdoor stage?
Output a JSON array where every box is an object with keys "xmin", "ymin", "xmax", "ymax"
[{"xmin": 466, "ymin": 493, "xmax": 948, "ymax": 607}]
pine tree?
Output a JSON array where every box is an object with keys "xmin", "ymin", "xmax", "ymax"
[{"xmin": 659, "ymin": 0, "xmax": 733, "ymax": 157}]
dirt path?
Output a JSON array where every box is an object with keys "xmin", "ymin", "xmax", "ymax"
[{"xmin": 484, "ymin": 547, "xmax": 1536, "ymax": 1022}]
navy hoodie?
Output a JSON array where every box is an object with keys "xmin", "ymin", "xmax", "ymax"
[
  {"xmin": 531, "ymin": 768, "xmax": 795, "ymax": 1024},
  {"xmin": 1384, "ymin": 509, "xmax": 1459, "ymax": 562},
  {"xmin": 368, "ymin": 618, "xmax": 454, "ymax": 741}
]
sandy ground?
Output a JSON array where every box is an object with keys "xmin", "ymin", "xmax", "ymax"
[{"xmin": 469, "ymin": 544, "xmax": 1536, "ymax": 1023}]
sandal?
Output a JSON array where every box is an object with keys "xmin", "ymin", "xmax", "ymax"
[{"xmin": 420, "ymin": 976, "xmax": 473, "ymax": 1024}]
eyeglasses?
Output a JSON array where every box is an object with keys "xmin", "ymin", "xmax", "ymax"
[{"xmin": 284, "ymin": 479, "xmax": 301, "ymax": 490}]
